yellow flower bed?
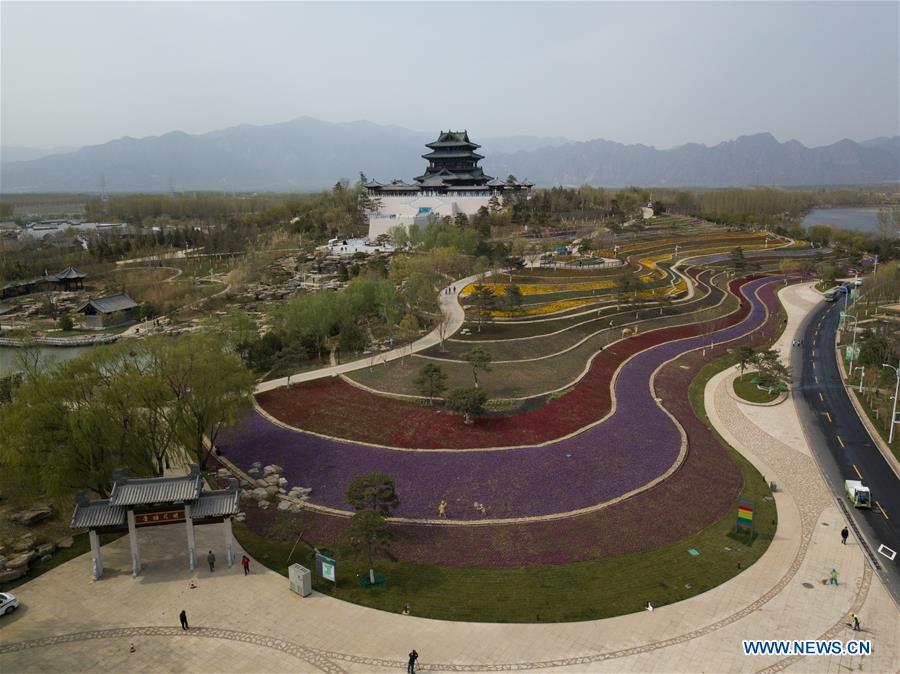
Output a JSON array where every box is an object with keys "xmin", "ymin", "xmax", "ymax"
[{"xmin": 461, "ymin": 279, "xmax": 617, "ymax": 297}]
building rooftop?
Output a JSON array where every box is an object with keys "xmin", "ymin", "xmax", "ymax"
[
  {"xmin": 190, "ymin": 488, "xmax": 240, "ymax": 518},
  {"xmin": 71, "ymin": 498, "xmax": 126, "ymax": 529},
  {"xmin": 76, "ymin": 292, "xmax": 139, "ymax": 314}
]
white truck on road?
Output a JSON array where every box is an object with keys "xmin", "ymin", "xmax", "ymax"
[{"xmin": 844, "ymin": 480, "xmax": 872, "ymax": 508}]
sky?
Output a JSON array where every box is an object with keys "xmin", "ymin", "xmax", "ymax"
[{"xmin": 2, "ymin": 1, "xmax": 898, "ymax": 150}]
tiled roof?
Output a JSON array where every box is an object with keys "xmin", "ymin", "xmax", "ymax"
[
  {"xmin": 71, "ymin": 500, "xmax": 126, "ymax": 529},
  {"xmin": 76, "ymin": 292, "xmax": 138, "ymax": 314},
  {"xmin": 56, "ymin": 266, "xmax": 87, "ymax": 280},
  {"xmin": 190, "ymin": 489, "xmax": 240, "ymax": 519},
  {"xmin": 109, "ymin": 472, "xmax": 202, "ymax": 506}
]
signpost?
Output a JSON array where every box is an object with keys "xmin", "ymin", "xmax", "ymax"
[{"xmin": 315, "ymin": 550, "xmax": 336, "ymax": 583}]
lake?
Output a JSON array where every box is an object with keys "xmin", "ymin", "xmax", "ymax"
[
  {"xmin": 0, "ymin": 345, "xmax": 96, "ymax": 377},
  {"xmin": 801, "ymin": 207, "xmax": 885, "ymax": 233}
]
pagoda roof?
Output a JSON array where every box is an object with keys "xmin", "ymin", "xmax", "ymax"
[
  {"xmin": 422, "ymin": 150, "xmax": 485, "ymax": 161},
  {"xmin": 425, "ymin": 130, "xmax": 481, "ymax": 150},
  {"xmin": 71, "ymin": 497, "xmax": 126, "ymax": 529},
  {"xmin": 363, "ymin": 179, "xmax": 384, "ymax": 188},
  {"xmin": 56, "ymin": 266, "xmax": 87, "ymax": 280},
  {"xmin": 190, "ymin": 487, "xmax": 240, "ymax": 518}
]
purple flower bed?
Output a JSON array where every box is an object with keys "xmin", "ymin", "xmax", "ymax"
[{"xmin": 218, "ymin": 276, "xmax": 779, "ymax": 521}]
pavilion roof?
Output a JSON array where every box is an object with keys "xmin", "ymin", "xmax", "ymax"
[
  {"xmin": 425, "ymin": 130, "xmax": 480, "ymax": 150},
  {"xmin": 76, "ymin": 292, "xmax": 139, "ymax": 314},
  {"xmin": 109, "ymin": 466, "xmax": 203, "ymax": 506},
  {"xmin": 421, "ymin": 150, "xmax": 484, "ymax": 161},
  {"xmin": 56, "ymin": 266, "xmax": 87, "ymax": 280}
]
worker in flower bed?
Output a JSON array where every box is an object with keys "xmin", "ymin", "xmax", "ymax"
[{"xmin": 438, "ymin": 500, "xmax": 447, "ymax": 518}]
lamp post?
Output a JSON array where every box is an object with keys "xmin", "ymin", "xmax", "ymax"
[
  {"xmin": 853, "ymin": 365, "xmax": 865, "ymax": 392},
  {"xmin": 883, "ymin": 361, "xmax": 900, "ymax": 445}
]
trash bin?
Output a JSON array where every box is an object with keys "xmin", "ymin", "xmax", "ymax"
[{"xmin": 288, "ymin": 563, "xmax": 311, "ymax": 597}]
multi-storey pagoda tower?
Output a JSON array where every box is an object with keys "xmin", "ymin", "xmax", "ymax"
[{"xmin": 415, "ymin": 130, "xmax": 491, "ymax": 188}]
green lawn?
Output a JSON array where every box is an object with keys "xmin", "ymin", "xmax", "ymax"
[{"xmin": 732, "ymin": 372, "xmax": 780, "ymax": 403}]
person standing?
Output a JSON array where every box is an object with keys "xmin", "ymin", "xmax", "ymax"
[
  {"xmin": 851, "ymin": 612, "xmax": 860, "ymax": 631},
  {"xmin": 407, "ymin": 649, "xmax": 418, "ymax": 674},
  {"xmin": 241, "ymin": 555, "xmax": 250, "ymax": 576},
  {"xmin": 207, "ymin": 550, "xmax": 216, "ymax": 572},
  {"xmin": 829, "ymin": 568, "xmax": 839, "ymax": 585},
  {"xmin": 179, "ymin": 610, "xmax": 189, "ymax": 630},
  {"xmin": 841, "ymin": 526, "xmax": 849, "ymax": 545}
]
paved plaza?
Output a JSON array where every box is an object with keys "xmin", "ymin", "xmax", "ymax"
[{"xmin": 2, "ymin": 283, "xmax": 897, "ymax": 673}]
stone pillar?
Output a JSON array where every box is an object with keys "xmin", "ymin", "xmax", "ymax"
[
  {"xmin": 224, "ymin": 517, "xmax": 234, "ymax": 567},
  {"xmin": 184, "ymin": 504, "xmax": 196, "ymax": 571},
  {"xmin": 89, "ymin": 529, "xmax": 103, "ymax": 580},
  {"xmin": 126, "ymin": 509, "xmax": 141, "ymax": 577}
]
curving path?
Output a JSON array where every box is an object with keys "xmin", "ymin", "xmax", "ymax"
[{"xmin": 218, "ymin": 276, "xmax": 780, "ymax": 521}]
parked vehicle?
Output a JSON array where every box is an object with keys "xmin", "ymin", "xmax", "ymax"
[
  {"xmin": 844, "ymin": 480, "xmax": 872, "ymax": 508},
  {"xmin": 823, "ymin": 289, "xmax": 838, "ymax": 302},
  {"xmin": 0, "ymin": 592, "xmax": 19, "ymax": 615}
]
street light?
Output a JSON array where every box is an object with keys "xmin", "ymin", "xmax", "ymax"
[
  {"xmin": 883, "ymin": 362, "xmax": 900, "ymax": 445},
  {"xmin": 852, "ymin": 365, "xmax": 865, "ymax": 392},
  {"xmin": 842, "ymin": 314, "xmax": 860, "ymax": 373}
]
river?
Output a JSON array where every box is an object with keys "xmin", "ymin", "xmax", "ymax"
[{"xmin": 801, "ymin": 207, "xmax": 886, "ymax": 233}]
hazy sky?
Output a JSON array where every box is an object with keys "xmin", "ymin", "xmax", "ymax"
[{"xmin": 2, "ymin": 1, "xmax": 898, "ymax": 149}]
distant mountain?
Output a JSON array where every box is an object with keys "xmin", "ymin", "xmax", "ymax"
[
  {"xmin": 485, "ymin": 133, "xmax": 900, "ymax": 187},
  {"xmin": 1, "ymin": 117, "xmax": 897, "ymax": 192},
  {"xmin": 1, "ymin": 145, "xmax": 81, "ymax": 163}
]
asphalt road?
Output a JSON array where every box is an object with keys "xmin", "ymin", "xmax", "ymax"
[{"xmin": 793, "ymin": 294, "xmax": 900, "ymax": 606}]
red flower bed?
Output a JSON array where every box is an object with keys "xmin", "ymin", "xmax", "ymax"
[
  {"xmin": 257, "ymin": 275, "xmax": 756, "ymax": 449},
  {"xmin": 244, "ymin": 280, "xmax": 784, "ymax": 567}
]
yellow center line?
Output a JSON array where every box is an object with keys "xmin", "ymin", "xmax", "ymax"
[
  {"xmin": 837, "ymin": 435, "xmax": 846, "ymax": 448},
  {"xmin": 819, "ymin": 392, "xmax": 824, "ymax": 401},
  {"xmin": 812, "ymin": 350, "xmax": 816, "ymax": 358},
  {"xmin": 812, "ymin": 362, "xmax": 816, "ymax": 369},
  {"xmin": 815, "ymin": 375, "xmax": 820, "ymax": 384},
  {"xmin": 825, "ymin": 412, "xmax": 832, "ymax": 423},
  {"xmin": 852, "ymin": 462, "xmax": 861, "ymax": 478},
  {"xmin": 876, "ymin": 501, "xmax": 889, "ymax": 520}
]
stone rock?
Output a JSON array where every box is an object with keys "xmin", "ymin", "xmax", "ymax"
[
  {"xmin": 258, "ymin": 500, "xmax": 271, "ymax": 510},
  {"xmin": 57, "ymin": 537, "xmax": 74, "ymax": 549},
  {"xmin": 12, "ymin": 508, "xmax": 53, "ymax": 526},
  {"xmin": 264, "ymin": 474, "xmax": 280, "ymax": 486},
  {"xmin": 0, "ymin": 566, "xmax": 26, "ymax": 583},
  {"xmin": 0, "ymin": 556, "xmax": 6, "ymax": 568},
  {"xmin": 249, "ymin": 487, "xmax": 268, "ymax": 500},
  {"xmin": 235, "ymin": 513, "xmax": 246, "ymax": 522},
  {"xmin": 35, "ymin": 542, "xmax": 56, "ymax": 556},
  {"xmin": 277, "ymin": 477, "xmax": 288, "ymax": 487},
  {"xmin": 263, "ymin": 464, "xmax": 282, "ymax": 476},
  {"xmin": 216, "ymin": 468, "xmax": 231, "ymax": 477},
  {"xmin": 247, "ymin": 466, "xmax": 261, "ymax": 476},
  {"xmin": 40, "ymin": 554, "xmax": 52, "ymax": 563},
  {"xmin": 251, "ymin": 461, "xmax": 262, "ymax": 469},
  {"xmin": 13, "ymin": 535, "xmax": 36, "ymax": 553},
  {"xmin": 264, "ymin": 485, "xmax": 279, "ymax": 497},
  {"xmin": 276, "ymin": 500, "xmax": 292, "ymax": 511},
  {"xmin": 5, "ymin": 551, "xmax": 36, "ymax": 569}
]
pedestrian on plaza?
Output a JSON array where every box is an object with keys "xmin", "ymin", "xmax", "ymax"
[
  {"xmin": 407, "ymin": 649, "xmax": 419, "ymax": 674},
  {"xmin": 841, "ymin": 526, "xmax": 849, "ymax": 545},
  {"xmin": 207, "ymin": 550, "xmax": 216, "ymax": 572},
  {"xmin": 241, "ymin": 555, "xmax": 250, "ymax": 576},
  {"xmin": 851, "ymin": 612, "xmax": 860, "ymax": 631},
  {"xmin": 829, "ymin": 568, "xmax": 839, "ymax": 585},
  {"xmin": 179, "ymin": 610, "xmax": 189, "ymax": 630}
]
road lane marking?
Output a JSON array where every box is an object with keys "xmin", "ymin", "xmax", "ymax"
[
  {"xmin": 819, "ymin": 392, "xmax": 824, "ymax": 402},
  {"xmin": 825, "ymin": 412, "xmax": 832, "ymax": 423},
  {"xmin": 875, "ymin": 501, "xmax": 889, "ymax": 520},
  {"xmin": 838, "ymin": 435, "xmax": 846, "ymax": 448},
  {"xmin": 812, "ymin": 362, "xmax": 816, "ymax": 369},
  {"xmin": 815, "ymin": 376, "xmax": 820, "ymax": 384},
  {"xmin": 812, "ymin": 350, "xmax": 816, "ymax": 357},
  {"xmin": 852, "ymin": 462, "xmax": 860, "ymax": 478}
]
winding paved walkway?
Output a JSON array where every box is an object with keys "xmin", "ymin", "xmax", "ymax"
[
  {"xmin": 3, "ymin": 281, "xmax": 896, "ymax": 673},
  {"xmin": 218, "ymin": 276, "xmax": 779, "ymax": 520}
]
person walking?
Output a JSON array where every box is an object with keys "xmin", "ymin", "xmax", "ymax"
[
  {"xmin": 407, "ymin": 649, "xmax": 418, "ymax": 674},
  {"xmin": 829, "ymin": 568, "xmax": 839, "ymax": 585},
  {"xmin": 851, "ymin": 612, "xmax": 860, "ymax": 631},
  {"xmin": 241, "ymin": 555, "xmax": 250, "ymax": 576},
  {"xmin": 841, "ymin": 526, "xmax": 849, "ymax": 545},
  {"xmin": 207, "ymin": 550, "xmax": 216, "ymax": 572},
  {"xmin": 179, "ymin": 610, "xmax": 189, "ymax": 630}
]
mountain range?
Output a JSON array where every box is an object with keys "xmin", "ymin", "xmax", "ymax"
[{"xmin": 1, "ymin": 117, "xmax": 897, "ymax": 192}]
